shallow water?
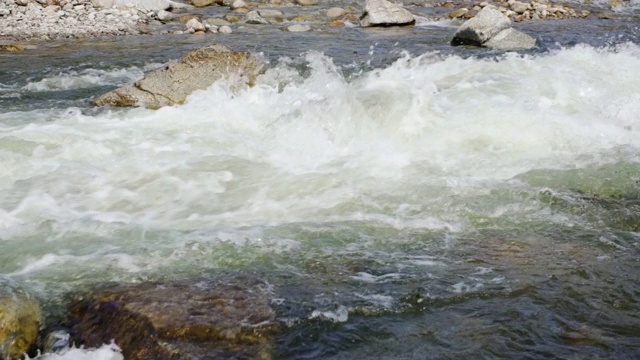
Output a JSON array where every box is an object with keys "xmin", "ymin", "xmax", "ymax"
[{"xmin": 1, "ymin": 15, "xmax": 640, "ymax": 359}]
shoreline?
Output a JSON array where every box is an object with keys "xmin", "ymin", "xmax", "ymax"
[{"xmin": 1, "ymin": 0, "xmax": 636, "ymax": 45}]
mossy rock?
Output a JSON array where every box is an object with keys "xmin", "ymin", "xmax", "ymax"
[{"xmin": 0, "ymin": 278, "xmax": 42, "ymax": 360}]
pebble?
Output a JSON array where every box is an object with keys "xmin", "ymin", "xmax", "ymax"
[
  {"xmin": 218, "ymin": 25, "xmax": 232, "ymax": 33},
  {"xmin": 326, "ymin": 7, "xmax": 346, "ymax": 18},
  {"xmin": 287, "ymin": 23, "xmax": 311, "ymax": 32}
]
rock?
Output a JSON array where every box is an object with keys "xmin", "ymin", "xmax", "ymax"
[
  {"xmin": 156, "ymin": 9, "xmax": 173, "ymax": 20},
  {"xmin": 448, "ymin": 7, "xmax": 468, "ymax": 18},
  {"xmin": 218, "ymin": 25, "xmax": 232, "ymax": 33},
  {"xmin": 91, "ymin": 0, "xmax": 115, "ymax": 8},
  {"xmin": 68, "ymin": 279, "xmax": 280, "ymax": 360},
  {"xmin": 451, "ymin": 6, "xmax": 511, "ymax": 45},
  {"xmin": 94, "ymin": 45, "xmax": 262, "ymax": 108},
  {"xmin": 186, "ymin": 18, "xmax": 205, "ymax": 31},
  {"xmin": 191, "ymin": 0, "xmax": 216, "ymax": 6},
  {"xmin": 326, "ymin": 7, "xmax": 346, "ymax": 18},
  {"xmin": 0, "ymin": 277, "xmax": 42, "ymax": 360},
  {"xmin": 114, "ymin": 0, "xmax": 192, "ymax": 11},
  {"xmin": 204, "ymin": 17, "xmax": 231, "ymax": 26},
  {"xmin": 257, "ymin": 9, "xmax": 283, "ymax": 17},
  {"xmin": 0, "ymin": 44, "xmax": 25, "ymax": 51},
  {"xmin": 230, "ymin": 0, "xmax": 245, "ymax": 9},
  {"xmin": 483, "ymin": 27, "xmax": 536, "ymax": 50},
  {"xmin": 359, "ymin": 0, "xmax": 415, "ymax": 27},
  {"xmin": 287, "ymin": 24, "xmax": 311, "ymax": 31},
  {"xmin": 511, "ymin": 1, "xmax": 528, "ymax": 14},
  {"xmin": 0, "ymin": 9, "xmax": 11, "ymax": 15},
  {"xmin": 245, "ymin": 10, "xmax": 268, "ymax": 24},
  {"xmin": 295, "ymin": 0, "xmax": 317, "ymax": 5}
]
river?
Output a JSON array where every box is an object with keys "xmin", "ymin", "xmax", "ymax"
[{"xmin": 1, "ymin": 12, "xmax": 640, "ymax": 359}]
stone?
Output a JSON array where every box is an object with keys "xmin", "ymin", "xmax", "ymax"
[
  {"xmin": 0, "ymin": 44, "xmax": 25, "ymax": 51},
  {"xmin": 326, "ymin": 7, "xmax": 346, "ymax": 18},
  {"xmin": 218, "ymin": 25, "xmax": 232, "ymax": 33},
  {"xmin": 91, "ymin": 0, "xmax": 114, "ymax": 8},
  {"xmin": 295, "ymin": 0, "xmax": 317, "ymax": 5},
  {"xmin": 230, "ymin": 0, "xmax": 245, "ymax": 9},
  {"xmin": 186, "ymin": 18, "xmax": 205, "ymax": 31},
  {"xmin": 191, "ymin": 0, "xmax": 216, "ymax": 6},
  {"xmin": 359, "ymin": 0, "xmax": 415, "ymax": 27},
  {"xmin": 287, "ymin": 24, "xmax": 311, "ymax": 31},
  {"xmin": 257, "ymin": 9, "xmax": 283, "ymax": 17},
  {"xmin": 0, "ymin": 277, "xmax": 42, "ymax": 360},
  {"xmin": 204, "ymin": 17, "xmax": 231, "ymax": 26},
  {"xmin": 68, "ymin": 279, "xmax": 280, "ymax": 360},
  {"xmin": 245, "ymin": 10, "xmax": 268, "ymax": 24},
  {"xmin": 0, "ymin": 9, "xmax": 11, "ymax": 15},
  {"xmin": 511, "ymin": 1, "xmax": 528, "ymax": 14},
  {"xmin": 156, "ymin": 9, "xmax": 173, "ymax": 20},
  {"xmin": 451, "ymin": 6, "xmax": 511, "ymax": 46},
  {"xmin": 94, "ymin": 45, "xmax": 262, "ymax": 108},
  {"xmin": 483, "ymin": 27, "xmax": 536, "ymax": 50},
  {"xmin": 449, "ymin": 7, "xmax": 468, "ymax": 18}
]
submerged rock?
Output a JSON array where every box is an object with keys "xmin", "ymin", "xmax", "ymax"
[
  {"xmin": 68, "ymin": 279, "xmax": 279, "ymax": 360},
  {"xmin": 451, "ymin": 6, "xmax": 536, "ymax": 50},
  {"xmin": 94, "ymin": 45, "xmax": 263, "ymax": 108},
  {"xmin": 360, "ymin": 0, "xmax": 415, "ymax": 27},
  {"xmin": 0, "ymin": 277, "xmax": 42, "ymax": 360}
]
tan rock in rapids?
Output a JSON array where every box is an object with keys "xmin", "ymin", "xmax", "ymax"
[
  {"xmin": 94, "ymin": 45, "xmax": 264, "ymax": 109},
  {"xmin": 0, "ymin": 278, "xmax": 43, "ymax": 360}
]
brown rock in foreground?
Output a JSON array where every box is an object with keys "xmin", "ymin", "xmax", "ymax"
[
  {"xmin": 94, "ymin": 45, "xmax": 264, "ymax": 109},
  {"xmin": 68, "ymin": 279, "xmax": 280, "ymax": 359}
]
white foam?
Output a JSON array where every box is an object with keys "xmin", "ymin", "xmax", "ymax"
[{"xmin": 28, "ymin": 343, "xmax": 123, "ymax": 360}]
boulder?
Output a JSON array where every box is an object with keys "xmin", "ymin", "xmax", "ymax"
[
  {"xmin": 68, "ymin": 279, "xmax": 280, "ymax": 360},
  {"xmin": 451, "ymin": 6, "xmax": 511, "ymax": 45},
  {"xmin": 483, "ymin": 27, "xmax": 536, "ymax": 50},
  {"xmin": 287, "ymin": 24, "xmax": 311, "ymax": 32},
  {"xmin": 326, "ymin": 7, "xmax": 346, "ymax": 18},
  {"xmin": 360, "ymin": 0, "xmax": 415, "ymax": 27},
  {"xmin": 94, "ymin": 45, "xmax": 263, "ymax": 108},
  {"xmin": 0, "ymin": 278, "xmax": 42, "ymax": 360},
  {"xmin": 451, "ymin": 6, "xmax": 536, "ymax": 50},
  {"xmin": 185, "ymin": 18, "xmax": 205, "ymax": 31}
]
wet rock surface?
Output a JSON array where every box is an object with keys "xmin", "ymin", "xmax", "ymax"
[
  {"xmin": 360, "ymin": 0, "xmax": 416, "ymax": 27},
  {"xmin": 452, "ymin": 6, "xmax": 536, "ymax": 49},
  {"xmin": 68, "ymin": 278, "xmax": 280, "ymax": 360},
  {"xmin": 0, "ymin": 277, "xmax": 42, "ymax": 360},
  {"xmin": 94, "ymin": 44, "xmax": 263, "ymax": 108}
]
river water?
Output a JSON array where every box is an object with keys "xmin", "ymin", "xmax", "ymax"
[{"xmin": 1, "ymin": 11, "xmax": 640, "ymax": 359}]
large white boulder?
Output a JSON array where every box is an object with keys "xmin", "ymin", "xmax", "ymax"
[
  {"xmin": 94, "ymin": 45, "xmax": 263, "ymax": 108},
  {"xmin": 360, "ymin": 0, "xmax": 415, "ymax": 27},
  {"xmin": 451, "ymin": 7, "xmax": 511, "ymax": 45},
  {"xmin": 483, "ymin": 27, "xmax": 536, "ymax": 50}
]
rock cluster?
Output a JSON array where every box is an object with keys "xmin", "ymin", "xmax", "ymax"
[
  {"xmin": 0, "ymin": 0, "xmax": 143, "ymax": 40},
  {"xmin": 451, "ymin": 6, "xmax": 536, "ymax": 50},
  {"xmin": 94, "ymin": 44, "xmax": 264, "ymax": 108},
  {"xmin": 447, "ymin": 0, "xmax": 590, "ymax": 22}
]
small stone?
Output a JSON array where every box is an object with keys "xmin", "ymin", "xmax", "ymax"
[
  {"xmin": 186, "ymin": 18, "xmax": 205, "ymax": 31},
  {"xmin": 326, "ymin": 19, "xmax": 345, "ymax": 26},
  {"xmin": 0, "ymin": 9, "xmax": 10, "ymax": 15},
  {"xmin": 326, "ymin": 7, "xmax": 346, "ymax": 18},
  {"xmin": 156, "ymin": 9, "xmax": 173, "ymax": 20},
  {"xmin": 244, "ymin": 10, "xmax": 268, "ymax": 24},
  {"xmin": 192, "ymin": 0, "xmax": 215, "ymax": 6},
  {"xmin": 218, "ymin": 25, "xmax": 232, "ymax": 33},
  {"xmin": 257, "ymin": 9, "xmax": 283, "ymax": 17},
  {"xmin": 449, "ymin": 8, "xmax": 468, "ymax": 18},
  {"xmin": 287, "ymin": 23, "xmax": 311, "ymax": 31},
  {"xmin": 204, "ymin": 17, "xmax": 231, "ymax": 26},
  {"xmin": 230, "ymin": 0, "xmax": 245, "ymax": 9},
  {"xmin": 295, "ymin": 0, "xmax": 317, "ymax": 5}
]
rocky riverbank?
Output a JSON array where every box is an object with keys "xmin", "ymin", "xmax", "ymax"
[{"xmin": 2, "ymin": 0, "xmax": 634, "ymax": 43}]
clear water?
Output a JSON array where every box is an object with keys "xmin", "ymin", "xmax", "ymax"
[{"xmin": 1, "ymin": 16, "xmax": 640, "ymax": 359}]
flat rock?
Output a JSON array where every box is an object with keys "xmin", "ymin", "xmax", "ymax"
[
  {"xmin": 245, "ymin": 10, "xmax": 269, "ymax": 24},
  {"xmin": 326, "ymin": 7, "xmax": 346, "ymax": 18},
  {"xmin": 287, "ymin": 24, "xmax": 311, "ymax": 32},
  {"xmin": 68, "ymin": 279, "xmax": 280, "ymax": 360},
  {"xmin": 0, "ymin": 277, "xmax": 42, "ymax": 360},
  {"xmin": 94, "ymin": 45, "xmax": 263, "ymax": 108},
  {"xmin": 360, "ymin": 0, "xmax": 415, "ymax": 27},
  {"xmin": 451, "ymin": 6, "xmax": 511, "ymax": 45},
  {"xmin": 483, "ymin": 27, "xmax": 536, "ymax": 50}
]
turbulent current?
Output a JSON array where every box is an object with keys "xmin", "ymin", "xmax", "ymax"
[{"xmin": 1, "ymin": 20, "xmax": 640, "ymax": 359}]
